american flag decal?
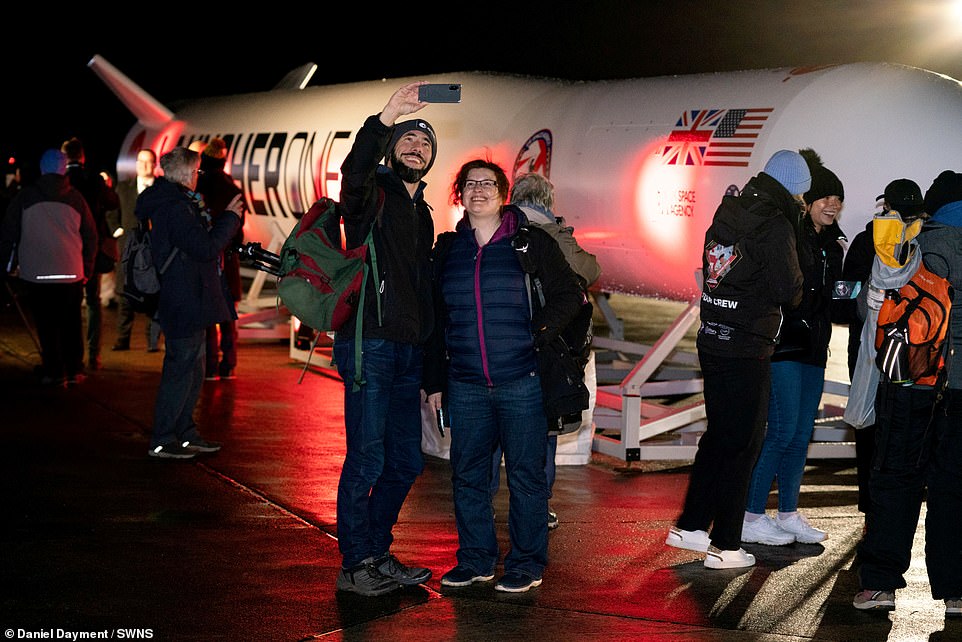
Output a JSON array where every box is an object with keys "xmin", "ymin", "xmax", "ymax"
[{"xmin": 662, "ymin": 108, "xmax": 773, "ymax": 166}]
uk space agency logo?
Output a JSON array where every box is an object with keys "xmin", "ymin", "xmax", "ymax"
[{"xmin": 704, "ymin": 240, "xmax": 740, "ymax": 291}]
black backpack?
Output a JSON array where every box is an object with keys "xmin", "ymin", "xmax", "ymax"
[
  {"xmin": 120, "ymin": 222, "xmax": 178, "ymax": 316},
  {"xmin": 512, "ymin": 224, "xmax": 593, "ymax": 434}
]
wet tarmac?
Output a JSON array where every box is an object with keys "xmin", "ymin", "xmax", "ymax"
[{"xmin": 1, "ymin": 296, "xmax": 957, "ymax": 641}]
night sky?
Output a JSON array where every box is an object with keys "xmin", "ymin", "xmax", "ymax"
[{"xmin": 7, "ymin": 1, "xmax": 962, "ymax": 178}]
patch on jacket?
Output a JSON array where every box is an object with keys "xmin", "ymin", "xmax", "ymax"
[{"xmin": 705, "ymin": 240, "xmax": 741, "ymax": 291}]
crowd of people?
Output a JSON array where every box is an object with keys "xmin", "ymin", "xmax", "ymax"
[
  {"xmin": 664, "ymin": 146, "xmax": 962, "ymax": 616},
  {"xmin": 2, "ymin": 81, "xmax": 960, "ymax": 614}
]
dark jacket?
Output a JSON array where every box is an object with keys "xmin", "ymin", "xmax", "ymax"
[
  {"xmin": 838, "ymin": 221, "xmax": 874, "ymax": 377},
  {"xmin": 337, "ymin": 114, "xmax": 435, "ymax": 345},
  {"xmin": 65, "ymin": 161, "xmax": 120, "ymax": 271},
  {"xmin": 697, "ymin": 173, "xmax": 804, "ymax": 359},
  {"xmin": 772, "ymin": 216, "xmax": 846, "ymax": 367},
  {"xmin": 196, "ymin": 154, "xmax": 245, "ymax": 302},
  {"xmin": 1, "ymin": 173, "xmax": 97, "ymax": 283},
  {"xmin": 135, "ymin": 177, "xmax": 240, "ymax": 339},
  {"xmin": 422, "ymin": 205, "xmax": 584, "ymax": 394}
]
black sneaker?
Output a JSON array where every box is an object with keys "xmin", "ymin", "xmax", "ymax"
[
  {"xmin": 148, "ymin": 443, "xmax": 197, "ymax": 459},
  {"xmin": 182, "ymin": 438, "xmax": 222, "ymax": 453},
  {"xmin": 440, "ymin": 565, "xmax": 495, "ymax": 587},
  {"xmin": 374, "ymin": 553, "xmax": 431, "ymax": 585},
  {"xmin": 548, "ymin": 508, "xmax": 559, "ymax": 530},
  {"xmin": 336, "ymin": 558, "xmax": 400, "ymax": 596}
]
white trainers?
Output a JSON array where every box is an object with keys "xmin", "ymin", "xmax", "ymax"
[
  {"xmin": 742, "ymin": 514, "xmax": 795, "ymax": 545},
  {"xmin": 776, "ymin": 512, "xmax": 827, "ymax": 544},
  {"xmin": 704, "ymin": 545, "xmax": 755, "ymax": 569},
  {"xmin": 665, "ymin": 526, "xmax": 711, "ymax": 552}
]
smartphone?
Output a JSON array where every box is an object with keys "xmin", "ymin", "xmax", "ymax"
[{"xmin": 419, "ymin": 83, "xmax": 461, "ymax": 103}]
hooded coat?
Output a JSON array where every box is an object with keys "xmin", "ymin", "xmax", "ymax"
[{"xmin": 696, "ymin": 172, "xmax": 803, "ymax": 359}]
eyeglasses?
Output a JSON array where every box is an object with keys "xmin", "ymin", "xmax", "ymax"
[
  {"xmin": 195, "ymin": 168, "xmax": 204, "ymax": 175},
  {"xmin": 463, "ymin": 179, "xmax": 498, "ymax": 193}
]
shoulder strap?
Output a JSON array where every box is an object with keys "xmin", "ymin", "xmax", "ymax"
[{"xmin": 350, "ymin": 187, "xmax": 386, "ymax": 391}]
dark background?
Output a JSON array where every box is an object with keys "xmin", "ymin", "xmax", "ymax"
[{"xmin": 6, "ymin": 1, "xmax": 962, "ymax": 180}]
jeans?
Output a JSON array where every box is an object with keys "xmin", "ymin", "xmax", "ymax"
[
  {"xmin": 677, "ymin": 350, "xmax": 769, "ymax": 551},
  {"xmin": 449, "ymin": 372, "xmax": 548, "ymax": 579},
  {"xmin": 116, "ymin": 297, "xmax": 161, "ymax": 349},
  {"xmin": 333, "ymin": 337, "xmax": 424, "ymax": 568},
  {"xmin": 206, "ymin": 319, "xmax": 237, "ymax": 375},
  {"xmin": 857, "ymin": 384, "xmax": 962, "ymax": 598},
  {"xmin": 150, "ymin": 330, "xmax": 205, "ymax": 448},
  {"xmin": 746, "ymin": 360, "xmax": 825, "ymax": 514},
  {"xmin": 490, "ymin": 435, "xmax": 557, "ymax": 500},
  {"xmin": 83, "ymin": 275, "xmax": 102, "ymax": 362}
]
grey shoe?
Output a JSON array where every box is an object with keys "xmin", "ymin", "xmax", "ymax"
[
  {"xmin": 336, "ymin": 558, "xmax": 400, "ymax": 596},
  {"xmin": 374, "ymin": 553, "xmax": 431, "ymax": 585}
]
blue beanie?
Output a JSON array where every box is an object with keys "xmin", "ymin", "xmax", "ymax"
[
  {"xmin": 763, "ymin": 149, "xmax": 811, "ymax": 196},
  {"xmin": 387, "ymin": 119, "xmax": 437, "ymax": 174},
  {"xmin": 39, "ymin": 148, "xmax": 66, "ymax": 175}
]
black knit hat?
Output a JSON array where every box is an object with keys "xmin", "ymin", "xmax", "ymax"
[
  {"xmin": 800, "ymin": 148, "xmax": 844, "ymax": 204},
  {"xmin": 883, "ymin": 178, "xmax": 923, "ymax": 218},
  {"xmin": 387, "ymin": 119, "xmax": 437, "ymax": 174},
  {"xmin": 923, "ymin": 170, "xmax": 962, "ymax": 217}
]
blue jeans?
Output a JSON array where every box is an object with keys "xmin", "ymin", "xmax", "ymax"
[
  {"xmin": 448, "ymin": 372, "xmax": 548, "ymax": 579},
  {"xmin": 150, "ymin": 330, "xmax": 205, "ymax": 448},
  {"xmin": 746, "ymin": 360, "xmax": 825, "ymax": 514},
  {"xmin": 490, "ymin": 435, "xmax": 557, "ymax": 500},
  {"xmin": 333, "ymin": 337, "xmax": 424, "ymax": 568}
]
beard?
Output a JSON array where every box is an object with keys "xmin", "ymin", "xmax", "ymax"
[{"xmin": 390, "ymin": 150, "xmax": 428, "ymax": 184}]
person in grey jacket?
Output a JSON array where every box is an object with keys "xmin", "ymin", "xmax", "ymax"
[
  {"xmin": 1, "ymin": 149, "xmax": 96, "ymax": 386},
  {"xmin": 852, "ymin": 170, "xmax": 962, "ymax": 614}
]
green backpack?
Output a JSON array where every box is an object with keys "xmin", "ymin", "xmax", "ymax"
[{"xmin": 276, "ymin": 195, "xmax": 381, "ymax": 390}]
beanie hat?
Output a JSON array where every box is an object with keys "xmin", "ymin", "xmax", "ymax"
[
  {"xmin": 39, "ymin": 149, "xmax": 67, "ymax": 175},
  {"xmin": 883, "ymin": 178, "xmax": 923, "ymax": 218},
  {"xmin": 923, "ymin": 170, "xmax": 962, "ymax": 217},
  {"xmin": 763, "ymin": 149, "xmax": 811, "ymax": 196},
  {"xmin": 799, "ymin": 148, "xmax": 844, "ymax": 204},
  {"xmin": 387, "ymin": 119, "xmax": 437, "ymax": 174}
]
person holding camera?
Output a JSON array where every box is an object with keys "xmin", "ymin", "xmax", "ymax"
[
  {"xmin": 140, "ymin": 147, "xmax": 242, "ymax": 460},
  {"xmin": 331, "ymin": 82, "xmax": 439, "ymax": 596},
  {"xmin": 423, "ymin": 160, "xmax": 583, "ymax": 593}
]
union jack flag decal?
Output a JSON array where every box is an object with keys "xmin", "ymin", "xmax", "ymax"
[{"xmin": 662, "ymin": 108, "xmax": 773, "ymax": 166}]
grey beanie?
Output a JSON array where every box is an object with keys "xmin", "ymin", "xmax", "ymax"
[
  {"xmin": 763, "ymin": 149, "xmax": 812, "ymax": 196},
  {"xmin": 387, "ymin": 119, "xmax": 437, "ymax": 174}
]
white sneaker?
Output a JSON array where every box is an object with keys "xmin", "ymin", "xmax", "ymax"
[
  {"xmin": 742, "ymin": 514, "xmax": 795, "ymax": 545},
  {"xmin": 704, "ymin": 545, "xmax": 755, "ymax": 569},
  {"xmin": 776, "ymin": 513, "xmax": 827, "ymax": 544},
  {"xmin": 665, "ymin": 526, "xmax": 711, "ymax": 552}
]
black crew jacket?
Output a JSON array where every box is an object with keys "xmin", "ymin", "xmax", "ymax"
[{"xmin": 697, "ymin": 172, "xmax": 804, "ymax": 359}]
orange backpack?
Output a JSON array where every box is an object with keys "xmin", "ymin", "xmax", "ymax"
[{"xmin": 875, "ymin": 260, "xmax": 953, "ymax": 386}]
